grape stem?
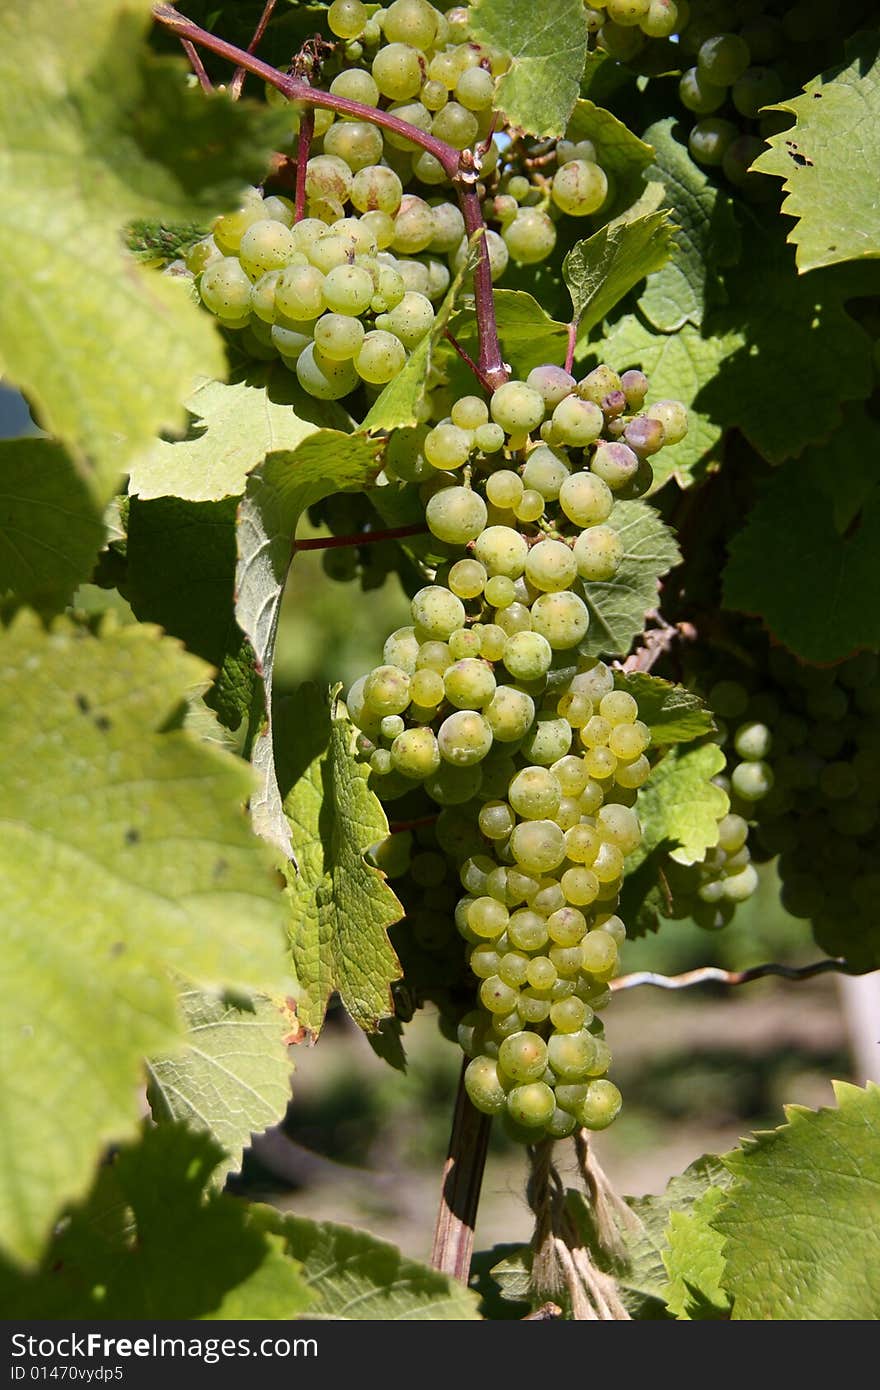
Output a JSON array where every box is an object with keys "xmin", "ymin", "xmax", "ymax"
[
  {"xmin": 229, "ymin": 0, "xmax": 278, "ymax": 100},
  {"xmin": 611, "ymin": 957, "xmax": 856, "ymax": 992},
  {"xmin": 387, "ymin": 813, "xmax": 439, "ymax": 834},
  {"xmin": 294, "ymin": 108, "xmax": 314, "ymax": 223},
  {"xmin": 443, "ymin": 329, "xmax": 495, "ymax": 394},
  {"xmin": 430, "ymin": 1059, "xmax": 491, "ymax": 1282},
  {"xmin": 564, "ymin": 320, "xmax": 577, "ymax": 375},
  {"xmin": 294, "ymin": 522, "xmax": 428, "ymax": 551},
  {"xmin": 179, "ymin": 38, "xmax": 212, "ymax": 92},
  {"xmin": 151, "ymin": 3, "xmax": 508, "ymax": 396}
]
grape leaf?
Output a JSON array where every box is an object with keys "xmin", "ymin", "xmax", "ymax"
[
  {"xmin": 255, "ymin": 1210, "xmax": 481, "ymax": 1319},
  {"xmin": 614, "ymin": 671, "xmax": 715, "ymax": 746},
  {"xmin": 129, "ymin": 363, "xmax": 352, "ymax": 503},
  {"xmin": 126, "ymin": 496, "xmax": 255, "ymax": 729},
  {"xmin": 0, "ymin": 614, "xmax": 288, "ymax": 1265},
  {"xmin": 663, "ymin": 1186, "xmax": 731, "ymax": 1320},
  {"xmin": 595, "ymin": 314, "xmax": 736, "ymax": 487},
  {"xmin": 469, "ymin": 0, "xmax": 589, "ymax": 138},
  {"xmin": 752, "ymin": 33, "xmax": 880, "ymax": 273},
  {"xmin": 563, "ymin": 206, "xmax": 674, "ymax": 334},
  {"xmin": 631, "ymin": 743, "xmax": 728, "ymax": 869},
  {"xmin": 706, "ymin": 221, "xmax": 876, "ymax": 462},
  {"xmin": 637, "ymin": 117, "xmax": 740, "ymax": 331},
  {"xmin": 0, "ymin": 0, "xmax": 286, "ymax": 497},
  {"xmin": 624, "ymin": 1154, "xmax": 734, "ymax": 1314},
  {"xmin": 235, "ymin": 432, "xmax": 382, "ymax": 860},
  {"xmin": 0, "ymin": 438, "xmax": 105, "ymax": 609},
  {"xmin": 447, "ymin": 290, "xmax": 569, "ymax": 381},
  {"xmin": 276, "ymin": 685, "xmax": 403, "ymax": 1035},
  {"xmin": 722, "ymin": 407, "xmax": 880, "ymax": 663},
  {"xmin": 579, "ymin": 500, "xmax": 681, "ymax": 659},
  {"xmin": 714, "ymin": 1083, "xmax": 880, "ymax": 1320},
  {"xmin": 147, "ymin": 988, "xmax": 296, "ymax": 1185},
  {"xmin": 0, "ymin": 1124, "xmax": 311, "ymax": 1318}
]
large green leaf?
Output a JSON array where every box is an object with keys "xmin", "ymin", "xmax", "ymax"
[
  {"xmin": 663, "ymin": 1186, "xmax": 731, "ymax": 1320},
  {"xmin": 235, "ymin": 432, "xmax": 382, "ymax": 859},
  {"xmin": 470, "ymin": 0, "xmax": 588, "ymax": 138},
  {"xmin": 0, "ymin": 0, "xmax": 286, "ymax": 497},
  {"xmin": 637, "ymin": 118, "xmax": 740, "ymax": 331},
  {"xmin": 714, "ymin": 1083, "xmax": 880, "ymax": 1320},
  {"xmin": 147, "ymin": 988, "xmax": 296, "ymax": 1184},
  {"xmin": 256, "ymin": 1210, "xmax": 482, "ymax": 1319},
  {"xmin": 276, "ymin": 686, "xmax": 403, "ymax": 1035},
  {"xmin": 614, "ymin": 671, "xmax": 715, "ymax": 746},
  {"xmin": 129, "ymin": 364, "xmax": 351, "ymax": 503},
  {"xmin": 722, "ymin": 407, "xmax": 880, "ymax": 663},
  {"xmin": 564, "ymin": 205, "xmax": 674, "ymax": 335},
  {"xmin": 126, "ymin": 495, "xmax": 255, "ymax": 729},
  {"xmin": 0, "ymin": 1124, "xmax": 312, "ymax": 1318},
  {"xmin": 753, "ymin": 33, "xmax": 880, "ymax": 273},
  {"xmin": 0, "ymin": 438, "xmax": 105, "ymax": 608},
  {"xmin": 579, "ymin": 500, "xmax": 681, "ymax": 659},
  {"xmin": 631, "ymin": 744, "xmax": 728, "ymax": 868},
  {"xmin": 0, "ymin": 614, "xmax": 288, "ymax": 1265}
]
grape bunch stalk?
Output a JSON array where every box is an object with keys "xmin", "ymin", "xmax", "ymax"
[{"xmin": 348, "ymin": 364, "xmax": 689, "ymax": 1142}]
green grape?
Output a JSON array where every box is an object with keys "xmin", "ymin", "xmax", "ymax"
[
  {"xmin": 551, "ymin": 160, "xmax": 608, "ymax": 216},
  {"xmin": 448, "ymin": 628, "xmax": 482, "ymax": 659},
  {"xmin": 364, "ymin": 663, "xmax": 411, "ymax": 716},
  {"xmin": 466, "ymin": 894, "xmax": 509, "ymax": 941},
  {"xmin": 606, "ymin": 0, "xmax": 651, "ymax": 21},
  {"xmin": 424, "ymin": 423, "xmax": 472, "ymax": 470},
  {"xmin": 372, "ymin": 42, "xmax": 424, "ymax": 100},
  {"xmin": 506, "ymin": 1081, "xmax": 555, "ymax": 1128},
  {"xmin": 596, "ymin": 802, "xmax": 641, "ymax": 852},
  {"xmin": 577, "ymin": 1079, "xmax": 622, "ymax": 1130},
  {"xmin": 689, "ymin": 117, "xmax": 739, "ymax": 166},
  {"xmin": 577, "ymin": 365, "xmax": 622, "ymax": 405},
  {"xmin": 425, "ymin": 486, "xmax": 488, "ymax": 544},
  {"xmin": 557, "ymin": 691, "xmax": 593, "ymax": 728},
  {"xmin": 438, "ymin": 709, "xmax": 494, "ymax": 765},
  {"xmin": 391, "ymin": 726, "xmax": 441, "ymax": 778},
  {"xmin": 571, "ymin": 526, "xmax": 623, "ymax": 583},
  {"xmin": 546, "ymin": 1106, "xmax": 578, "ymax": 1139},
  {"xmin": 429, "ymin": 202, "xmax": 467, "ymax": 253},
  {"xmin": 521, "ymin": 714, "xmax": 573, "ymax": 766},
  {"xmin": 481, "ymin": 974, "xmax": 521, "ymax": 1014},
  {"xmin": 556, "ymin": 475, "xmax": 611, "ymax": 528},
  {"xmin": 479, "ymin": 800, "xmax": 517, "ymax": 840},
  {"xmin": 426, "ymin": 761, "xmax": 482, "ymax": 805},
  {"xmin": 644, "ymin": 399, "xmax": 689, "ymax": 445},
  {"xmin": 444, "ymin": 658, "xmax": 497, "ymax": 709},
  {"xmin": 679, "ymin": 65, "xmax": 727, "ymax": 113},
  {"xmin": 376, "ymin": 290, "xmax": 434, "ymax": 348},
  {"xmin": 731, "ymin": 759, "xmax": 774, "ymax": 801},
  {"xmin": 484, "ymin": 684, "xmax": 535, "ymax": 742},
  {"xmin": 474, "ymin": 526, "xmax": 529, "ymax": 578},
  {"xmin": 380, "ymin": 714, "xmax": 405, "ymax": 740},
  {"xmin": 238, "ymin": 219, "xmax": 298, "ymax": 280},
  {"xmin": 496, "ymin": 604, "xmax": 531, "ymax": 638},
  {"xmin": 550, "ymin": 996, "xmax": 589, "ymax": 1032},
  {"xmin": 551, "ymin": 396, "xmax": 606, "ymax": 449},
  {"xmin": 590, "ymin": 441, "xmax": 640, "ymax": 490},
  {"xmin": 305, "ymin": 153, "xmax": 353, "ymax": 208},
  {"xmin": 560, "ymin": 866, "xmax": 600, "ymax": 906},
  {"xmin": 350, "ymin": 164, "xmax": 404, "ymax": 216},
  {"xmin": 275, "ymin": 264, "xmax": 325, "ymax": 320},
  {"xmin": 383, "ymin": 0, "xmax": 438, "ymax": 47},
  {"xmin": 531, "ymin": 880, "xmax": 566, "ymax": 915},
  {"xmin": 313, "ymin": 312, "xmax": 366, "ymax": 361},
  {"xmin": 328, "ymin": 0, "xmax": 367, "ymax": 38},
  {"xmin": 530, "ymin": 592, "xmax": 590, "ymax": 650},
  {"xmin": 329, "ymin": 67, "xmax": 380, "ymax": 105},
  {"xmin": 642, "ymin": 0, "xmax": 678, "ymax": 36},
  {"xmin": 521, "ymin": 445, "xmax": 570, "ymax": 500},
  {"xmin": 527, "ymin": 365, "xmax": 577, "ymax": 409},
  {"xmin": 517, "ymin": 989, "xmax": 553, "ymax": 1024},
  {"xmin": 464, "ymin": 1055, "xmax": 506, "ymax": 1113},
  {"xmin": 185, "ymin": 235, "xmax": 222, "ymax": 276},
  {"xmin": 212, "ymin": 193, "xmax": 266, "ymax": 255},
  {"xmin": 484, "ymin": 574, "xmax": 517, "ymax": 608},
  {"xmin": 431, "ymin": 100, "xmax": 480, "ymax": 149},
  {"xmin": 525, "ymin": 539, "xmax": 578, "ymax": 593},
  {"xmin": 448, "ymin": 558, "xmax": 487, "ymax": 600},
  {"xmin": 620, "ymin": 369, "xmax": 649, "ymax": 409},
  {"xmin": 552, "ymin": 756, "xmax": 590, "ymax": 797},
  {"xmin": 199, "ymin": 258, "xmax": 253, "ymax": 321},
  {"xmin": 324, "ymin": 120, "xmax": 384, "ymax": 170},
  {"xmin": 503, "ymin": 631, "xmax": 553, "ymax": 681},
  {"xmin": 509, "ymin": 767, "xmax": 562, "ymax": 820},
  {"xmin": 502, "ymin": 209, "xmax": 557, "ymax": 265},
  {"xmin": 416, "ymin": 640, "xmax": 452, "ymax": 673},
  {"xmin": 475, "ymin": 422, "xmax": 507, "ymax": 453},
  {"xmin": 548, "ymin": 1029, "xmax": 598, "ymax": 1081},
  {"xmin": 250, "ymin": 270, "xmax": 283, "ymax": 323},
  {"xmin": 722, "ymin": 863, "xmax": 759, "ymax": 902},
  {"xmin": 515, "ymin": 490, "xmax": 545, "ymax": 523},
  {"xmin": 697, "ymin": 33, "xmax": 751, "ymax": 86},
  {"xmin": 392, "ymin": 194, "xmax": 436, "ymax": 254},
  {"xmin": 734, "ymin": 721, "xmax": 772, "ymax": 760},
  {"xmin": 485, "ymin": 472, "xmax": 522, "ymax": 510},
  {"xmin": 296, "ymin": 343, "xmax": 359, "ymax": 400},
  {"xmin": 591, "ymin": 840, "xmax": 624, "ymax": 883},
  {"xmin": 490, "ymin": 381, "xmax": 546, "ymax": 435},
  {"xmin": 455, "ymin": 65, "xmax": 496, "ymax": 110},
  {"xmin": 581, "ymin": 929, "xmax": 618, "ymax": 975},
  {"xmin": 411, "ymin": 585, "xmax": 466, "ymax": 639},
  {"xmin": 469, "ymin": 943, "xmax": 503, "ymax": 980},
  {"xmin": 498, "ymin": 1030, "xmax": 549, "ymax": 1083},
  {"xmin": 600, "ymin": 690, "xmax": 637, "ymax": 725},
  {"xmin": 510, "ymin": 820, "xmax": 566, "ymax": 874}
]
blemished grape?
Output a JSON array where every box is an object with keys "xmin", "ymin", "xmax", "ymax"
[{"xmin": 551, "ymin": 159, "xmax": 608, "ymax": 216}]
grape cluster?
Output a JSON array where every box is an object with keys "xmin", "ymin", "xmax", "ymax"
[
  {"xmin": 658, "ymin": 805, "xmax": 757, "ymax": 931},
  {"xmin": 594, "ymin": 0, "xmax": 847, "ymax": 191},
  {"xmin": 706, "ymin": 648, "xmax": 880, "ymax": 966},
  {"xmin": 348, "ymin": 364, "xmax": 689, "ymax": 1139}
]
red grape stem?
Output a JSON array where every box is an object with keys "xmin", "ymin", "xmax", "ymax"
[
  {"xmin": 151, "ymin": 4, "xmax": 509, "ymax": 395},
  {"xmin": 230, "ymin": 0, "xmax": 278, "ymax": 100},
  {"xmin": 179, "ymin": 38, "xmax": 212, "ymax": 91},
  {"xmin": 294, "ymin": 522, "xmax": 428, "ymax": 551}
]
